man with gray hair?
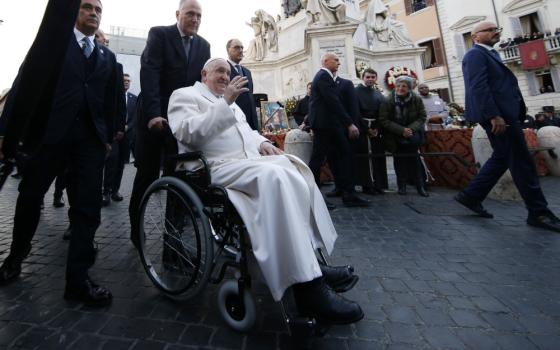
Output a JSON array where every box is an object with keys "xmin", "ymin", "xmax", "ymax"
[
  {"xmin": 129, "ymin": 0, "xmax": 211, "ymax": 248},
  {"xmin": 168, "ymin": 58, "xmax": 364, "ymax": 325}
]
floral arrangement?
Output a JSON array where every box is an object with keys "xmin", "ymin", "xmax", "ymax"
[
  {"xmin": 384, "ymin": 66, "xmax": 418, "ymax": 90},
  {"xmin": 283, "ymin": 97, "xmax": 298, "ymax": 116}
]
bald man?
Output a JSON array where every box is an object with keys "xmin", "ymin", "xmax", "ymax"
[
  {"xmin": 168, "ymin": 58, "xmax": 363, "ymax": 325},
  {"xmin": 129, "ymin": 0, "xmax": 211, "ymax": 248},
  {"xmin": 455, "ymin": 21, "xmax": 560, "ymax": 233}
]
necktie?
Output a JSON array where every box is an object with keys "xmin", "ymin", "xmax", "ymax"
[
  {"xmin": 236, "ymin": 64, "xmax": 244, "ymax": 77},
  {"xmin": 182, "ymin": 36, "xmax": 191, "ymax": 60},
  {"xmin": 490, "ymin": 49, "xmax": 502, "ymax": 62},
  {"xmin": 82, "ymin": 37, "xmax": 93, "ymax": 58}
]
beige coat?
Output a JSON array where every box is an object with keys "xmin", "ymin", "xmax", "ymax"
[{"xmin": 168, "ymin": 82, "xmax": 338, "ymax": 300}]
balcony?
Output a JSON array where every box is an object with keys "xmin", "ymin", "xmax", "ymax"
[{"xmin": 499, "ymin": 34, "xmax": 560, "ymax": 64}]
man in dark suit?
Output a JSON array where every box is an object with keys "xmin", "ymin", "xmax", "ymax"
[
  {"xmin": 226, "ymin": 38, "xmax": 259, "ymax": 130},
  {"xmin": 0, "ymin": 0, "xmax": 117, "ymax": 306},
  {"xmin": 308, "ymin": 53, "xmax": 369, "ymax": 207},
  {"xmin": 123, "ymin": 74, "xmax": 138, "ymax": 161},
  {"xmin": 455, "ymin": 21, "xmax": 560, "ymax": 233},
  {"xmin": 129, "ymin": 0, "xmax": 211, "ymax": 247},
  {"xmin": 293, "ymin": 82, "xmax": 311, "ymax": 126}
]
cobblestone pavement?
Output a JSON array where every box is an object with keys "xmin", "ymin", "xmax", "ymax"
[{"xmin": 1, "ymin": 164, "xmax": 559, "ymax": 350}]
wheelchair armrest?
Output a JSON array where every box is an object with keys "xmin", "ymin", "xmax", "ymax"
[{"xmin": 168, "ymin": 151, "xmax": 204, "ymax": 162}]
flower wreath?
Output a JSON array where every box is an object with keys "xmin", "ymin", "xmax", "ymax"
[{"xmin": 384, "ymin": 66, "xmax": 418, "ymax": 90}]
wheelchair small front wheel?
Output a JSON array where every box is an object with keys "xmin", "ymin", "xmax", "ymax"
[{"xmin": 217, "ymin": 280, "xmax": 257, "ymax": 332}]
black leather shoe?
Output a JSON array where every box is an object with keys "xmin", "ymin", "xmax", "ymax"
[
  {"xmin": 102, "ymin": 193, "xmax": 110, "ymax": 207},
  {"xmin": 64, "ymin": 279, "xmax": 112, "ymax": 307},
  {"xmin": 324, "ymin": 200, "xmax": 336, "ymax": 210},
  {"xmin": 111, "ymin": 192, "xmax": 124, "ymax": 201},
  {"xmin": 0, "ymin": 260, "xmax": 22, "ymax": 286},
  {"xmin": 320, "ymin": 264, "xmax": 359, "ymax": 293},
  {"xmin": 53, "ymin": 194, "xmax": 65, "ymax": 208},
  {"xmin": 454, "ymin": 192, "xmax": 493, "ymax": 218},
  {"xmin": 294, "ymin": 277, "xmax": 364, "ymax": 325},
  {"xmin": 325, "ymin": 188, "xmax": 342, "ymax": 198},
  {"xmin": 416, "ymin": 186, "xmax": 429, "ymax": 197},
  {"xmin": 62, "ymin": 225, "xmax": 72, "ymax": 240},
  {"xmin": 361, "ymin": 187, "xmax": 378, "ymax": 196},
  {"xmin": 342, "ymin": 192, "xmax": 370, "ymax": 207},
  {"xmin": 527, "ymin": 213, "xmax": 560, "ymax": 233}
]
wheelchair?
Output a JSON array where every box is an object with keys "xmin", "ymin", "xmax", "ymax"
[{"xmin": 136, "ymin": 151, "xmax": 331, "ymax": 336}]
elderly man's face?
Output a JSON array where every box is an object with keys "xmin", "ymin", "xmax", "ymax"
[
  {"xmin": 472, "ymin": 22, "xmax": 501, "ymax": 46},
  {"xmin": 418, "ymin": 85, "xmax": 430, "ymax": 96},
  {"xmin": 227, "ymin": 39, "xmax": 244, "ymax": 64},
  {"xmin": 203, "ymin": 60, "xmax": 231, "ymax": 95},
  {"xmin": 363, "ymin": 72, "xmax": 377, "ymax": 87},
  {"xmin": 322, "ymin": 54, "xmax": 340, "ymax": 74},
  {"xmin": 395, "ymin": 82, "xmax": 410, "ymax": 97},
  {"xmin": 176, "ymin": 0, "xmax": 202, "ymax": 36},
  {"xmin": 95, "ymin": 30, "xmax": 109, "ymax": 46},
  {"xmin": 76, "ymin": 0, "xmax": 102, "ymax": 36}
]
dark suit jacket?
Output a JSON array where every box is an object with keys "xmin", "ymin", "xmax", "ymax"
[
  {"xmin": 308, "ymin": 69, "xmax": 352, "ymax": 130},
  {"xmin": 125, "ymin": 92, "xmax": 138, "ymax": 138},
  {"xmin": 335, "ymin": 77, "xmax": 360, "ymax": 128},
  {"xmin": 114, "ymin": 63, "xmax": 127, "ymax": 134},
  {"xmin": 41, "ymin": 39, "xmax": 118, "ymax": 145},
  {"xmin": 228, "ymin": 62, "xmax": 259, "ymax": 130},
  {"xmin": 139, "ymin": 24, "xmax": 211, "ymax": 125},
  {"xmin": 0, "ymin": 0, "xmax": 81, "ymax": 157},
  {"xmin": 462, "ymin": 44, "xmax": 526, "ymax": 125}
]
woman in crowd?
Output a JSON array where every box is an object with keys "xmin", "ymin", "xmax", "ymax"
[{"xmin": 379, "ymin": 76, "xmax": 428, "ymax": 197}]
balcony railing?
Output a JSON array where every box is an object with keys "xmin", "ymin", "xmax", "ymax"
[{"xmin": 499, "ymin": 34, "xmax": 560, "ymax": 63}]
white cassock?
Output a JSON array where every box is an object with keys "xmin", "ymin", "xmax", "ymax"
[{"xmin": 168, "ymin": 82, "xmax": 338, "ymax": 301}]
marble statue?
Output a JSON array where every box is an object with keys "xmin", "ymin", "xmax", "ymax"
[
  {"xmin": 282, "ymin": 0, "xmax": 303, "ymax": 18},
  {"xmin": 246, "ymin": 10, "xmax": 279, "ymax": 61},
  {"xmin": 306, "ymin": 0, "xmax": 346, "ymax": 26},
  {"xmin": 366, "ymin": 0, "xmax": 414, "ymax": 49}
]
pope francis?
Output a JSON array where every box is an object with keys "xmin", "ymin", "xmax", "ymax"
[{"xmin": 167, "ymin": 58, "xmax": 363, "ymax": 325}]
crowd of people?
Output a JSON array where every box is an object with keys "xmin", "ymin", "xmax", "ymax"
[{"xmin": 0, "ymin": 0, "xmax": 560, "ymax": 336}]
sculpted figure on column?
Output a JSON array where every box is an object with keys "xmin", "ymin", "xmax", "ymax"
[
  {"xmin": 366, "ymin": 0, "xmax": 413, "ymax": 49},
  {"xmin": 306, "ymin": 0, "xmax": 346, "ymax": 25}
]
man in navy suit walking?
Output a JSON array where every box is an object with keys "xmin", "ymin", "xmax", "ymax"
[
  {"xmin": 455, "ymin": 21, "xmax": 560, "ymax": 233},
  {"xmin": 226, "ymin": 38, "xmax": 259, "ymax": 131},
  {"xmin": 0, "ymin": 0, "xmax": 118, "ymax": 305}
]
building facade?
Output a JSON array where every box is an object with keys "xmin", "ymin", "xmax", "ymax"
[{"xmin": 436, "ymin": 0, "xmax": 560, "ymax": 114}]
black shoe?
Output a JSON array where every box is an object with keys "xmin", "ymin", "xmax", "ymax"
[
  {"xmin": 0, "ymin": 259, "xmax": 22, "ymax": 286},
  {"xmin": 416, "ymin": 186, "xmax": 429, "ymax": 197},
  {"xmin": 10, "ymin": 173, "xmax": 21, "ymax": 179},
  {"xmin": 64, "ymin": 279, "xmax": 112, "ymax": 307},
  {"xmin": 342, "ymin": 192, "xmax": 370, "ymax": 207},
  {"xmin": 53, "ymin": 194, "xmax": 65, "ymax": 208},
  {"xmin": 527, "ymin": 213, "xmax": 560, "ymax": 233},
  {"xmin": 398, "ymin": 184, "xmax": 406, "ymax": 195},
  {"xmin": 111, "ymin": 192, "xmax": 123, "ymax": 201},
  {"xmin": 294, "ymin": 277, "xmax": 364, "ymax": 325},
  {"xmin": 325, "ymin": 188, "xmax": 343, "ymax": 198},
  {"xmin": 320, "ymin": 264, "xmax": 359, "ymax": 293},
  {"xmin": 102, "ymin": 193, "xmax": 110, "ymax": 207},
  {"xmin": 63, "ymin": 226, "xmax": 72, "ymax": 240},
  {"xmin": 324, "ymin": 200, "xmax": 336, "ymax": 210},
  {"xmin": 454, "ymin": 192, "xmax": 493, "ymax": 218},
  {"xmin": 361, "ymin": 187, "xmax": 378, "ymax": 196}
]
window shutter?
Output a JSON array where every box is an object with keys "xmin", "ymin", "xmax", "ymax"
[
  {"xmin": 453, "ymin": 33, "xmax": 466, "ymax": 61},
  {"xmin": 509, "ymin": 16, "xmax": 523, "ymax": 37},
  {"xmin": 536, "ymin": 8, "xmax": 547, "ymax": 33},
  {"xmin": 433, "ymin": 38, "xmax": 445, "ymax": 66},
  {"xmin": 550, "ymin": 67, "xmax": 560, "ymax": 91},
  {"xmin": 404, "ymin": 0, "xmax": 412, "ymax": 16},
  {"xmin": 525, "ymin": 72, "xmax": 539, "ymax": 96}
]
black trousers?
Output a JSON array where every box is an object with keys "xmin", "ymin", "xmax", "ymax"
[
  {"xmin": 54, "ymin": 167, "xmax": 68, "ymax": 197},
  {"xmin": 462, "ymin": 123, "xmax": 548, "ymax": 217},
  {"xmin": 393, "ymin": 143, "xmax": 422, "ymax": 186},
  {"xmin": 129, "ymin": 126, "xmax": 176, "ymax": 240},
  {"xmin": 309, "ymin": 127, "xmax": 355, "ymax": 192},
  {"xmin": 7, "ymin": 117, "xmax": 105, "ymax": 286},
  {"xmin": 352, "ymin": 133, "xmax": 388, "ymax": 190},
  {"xmin": 103, "ymin": 137, "xmax": 127, "ymax": 194}
]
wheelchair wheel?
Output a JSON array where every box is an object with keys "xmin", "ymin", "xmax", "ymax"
[
  {"xmin": 217, "ymin": 280, "xmax": 257, "ymax": 332},
  {"xmin": 138, "ymin": 176, "xmax": 213, "ymax": 299}
]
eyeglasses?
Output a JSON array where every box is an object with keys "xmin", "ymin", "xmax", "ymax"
[
  {"xmin": 477, "ymin": 27, "xmax": 502, "ymax": 34},
  {"xmin": 231, "ymin": 45, "xmax": 244, "ymax": 51}
]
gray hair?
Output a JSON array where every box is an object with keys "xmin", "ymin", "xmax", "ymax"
[{"xmin": 395, "ymin": 76, "xmax": 414, "ymax": 90}]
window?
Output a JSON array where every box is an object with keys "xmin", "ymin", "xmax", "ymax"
[
  {"xmin": 419, "ymin": 38, "xmax": 444, "ymax": 69},
  {"xmin": 404, "ymin": 0, "xmax": 434, "ymax": 15},
  {"xmin": 462, "ymin": 32, "xmax": 474, "ymax": 50},
  {"xmin": 536, "ymin": 70, "xmax": 555, "ymax": 93},
  {"xmin": 519, "ymin": 12, "xmax": 542, "ymax": 35}
]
